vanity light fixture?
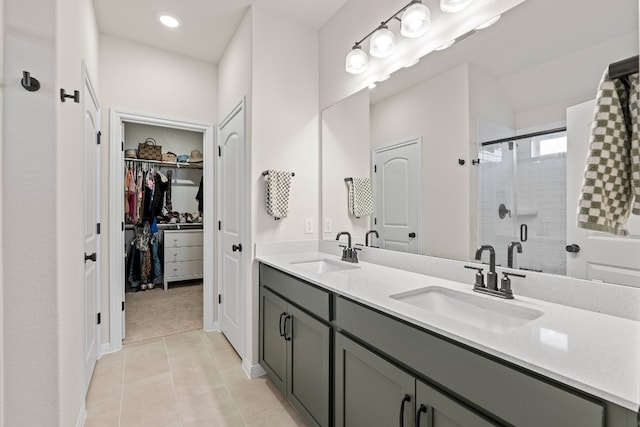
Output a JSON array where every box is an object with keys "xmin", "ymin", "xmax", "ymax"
[
  {"xmin": 159, "ymin": 14, "xmax": 181, "ymax": 28},
  {"xmin": 346, "ymin": 45, "xmax": 369, "ymax": 74},
  {"xmin": 440, "ymin": 0, "xmax": 473, "ymax": 13},
  {"xmin": 475, "ymin": 14, "xmax": 501, "ymax": 30},
  {"xmin": 404, "ymin": 58, "xmax": 420, "ymax": 68},
  {"xmin": 368, "ymin": 82, "xmax": 377, "ymax": 89},
  {"xmin": 344, "ymin": 0, "xmax": 432, "ymax": 74},
  {"xmin": 435, "ymin": 39, "xmax": 456, "ymax": 51},
  {"xmin": 370, "ymin": 24, "xmax": 395, "ymax": 58}
]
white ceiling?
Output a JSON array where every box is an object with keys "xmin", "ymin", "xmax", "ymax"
[{"xmin": 92, "ymin": 0, "xmax": 349, "ymax": 63}]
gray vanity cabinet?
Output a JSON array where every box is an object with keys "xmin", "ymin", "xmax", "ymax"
[
  {"xmin": 335, "ymin": 332, "xmax": 496, "ymax": 427},
  {"xmin": 259, "ymin": 265, "xmax": 331, "ymax": 427}
]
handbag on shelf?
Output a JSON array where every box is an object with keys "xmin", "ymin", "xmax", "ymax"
[{"xmin": 137, "ymin": 138, "xmax": 162, "ymax": 161}]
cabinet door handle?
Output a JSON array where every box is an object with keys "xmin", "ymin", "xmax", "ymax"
[
  {"xmin": 279, "ymin": 312, "xmax": 287, "ymax": 337},
  {"xmin": 399, "ymin": 394, "xmax": 411, "ymax": 427},
  {"xmin": 283, "ymin": 315, "xmax": 292, "ymax": 341},
  {"xmin": 416, "ymin": 404, "xmax": 428, "ymax": 427}
]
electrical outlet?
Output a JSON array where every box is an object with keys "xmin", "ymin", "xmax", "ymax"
[
  {"xmin": 324, "ymin": 217, "xmax": 332, "ymax": 233},
  {"xmin": 305, "ymin": 218, "xmax": 313, "ymax": 234}
]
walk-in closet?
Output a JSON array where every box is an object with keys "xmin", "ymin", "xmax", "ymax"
[{"xmin": 123, "ymin": 122, "xmax": 206, "ymax": 344}]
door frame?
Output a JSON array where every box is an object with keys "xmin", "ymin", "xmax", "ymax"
[
  {"xmin": 82, "ymin": 61, "xmax": 100, "ymax": 394},
  {"xmin": 215, "ymin": 98, "xmax": 246, "ymax": 353},
  {"xmin": 371, "ymin": 137, "xmax": 423, "ymax": 254},
  {"xmin": 107, "ymin": 108, "xmax": 215, "ymax": 353}
]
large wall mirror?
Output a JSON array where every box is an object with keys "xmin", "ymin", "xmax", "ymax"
[{"xmin": 321, "ymin": 0, "xmax": 640, "ymax": 286}]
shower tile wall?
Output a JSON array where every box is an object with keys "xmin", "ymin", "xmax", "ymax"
[
  {"xmin": 479, "ymin": 139, "xmax": 567, "ymax": 276},
  {"xmin": 515, "ymin": 151, "xmax": 567, "ymax": 275}
]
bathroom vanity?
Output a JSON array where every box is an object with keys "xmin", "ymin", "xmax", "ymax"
[{"xmin": 257, "ymin": 246, "xmax": 639, "ymax": 427}]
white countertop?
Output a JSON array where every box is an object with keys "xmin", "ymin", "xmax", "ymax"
[{"xmin": 256, "ymin": 250, "xmax": 640, "ymax": 412}]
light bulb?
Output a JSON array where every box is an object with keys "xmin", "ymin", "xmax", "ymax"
[
  {"xmin": 440, "ymin": 0, "xmax": 473, "ymax": 13},
  {"xmin": 401, "ymin": 2, "xmax": 431, "ymax": 38},
  {"xmin": 345, "ymin": 46, "xmax": 369, "ymax": 74},
  {"xmin": 475, "ymin": 15, "xmax": 501, "ymax": 30},
  {"xmin": 370, "ymin": 25, "xmax": 395, "ymax": 58}
]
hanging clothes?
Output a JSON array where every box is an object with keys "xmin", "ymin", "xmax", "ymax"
[
  {"xmin": 165, "ymin": 169, "xmax": 173, "ymax": 211},
  {"xmin": 196, "ymin": 177, "xmax": 203, "ymax": 214}
]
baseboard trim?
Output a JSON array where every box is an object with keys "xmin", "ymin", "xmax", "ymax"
[
  {"xmin": 211, "ymin": 321, "xmax": 221, "ymax": 331},
  {"xmin": 242, "ymin": 359, "xmax": 266, "ymax": 379},
  {"xmin": 76, "ymin": 404, "xmax": 86, "ymax": 427},
  {"xmin": 100, "ymin": 341, "xmax": 121, "ymax": 357}
]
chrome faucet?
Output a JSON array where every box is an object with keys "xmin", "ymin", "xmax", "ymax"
[
  {"xmin": 365, "ymin": 230, "xmax": 379, "ymax": 247},
  {"xmin": 465, "ymin": 244, "xmax": 525, "ymax": 299},
  {"xmin": 336, "ymin": 231, "xmax": 359, "ymax": 263},
  {"xmin": 507, "ymin": 241, "xmax": 522, "ymax": 269}
]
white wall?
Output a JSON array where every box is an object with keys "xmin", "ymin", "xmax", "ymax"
[
  {"xmin": 0, "ymin": 0, "xmax": 4, "ymax": 422},
  {"xmin": 370, "ymin": 64, "xmax": 471, "ymax": 260},
  {"xmin": 99, "ymin": 35, "xmax": 218, "ymax": 345},
  {"xmin": 56, "ymin": 0, "xmax": 100, "ymax": 423},
  {"xmin": 247, "ymin": 4, "xmax": 320, "ymax": 366},
  {"xmin": 321, "ymin": 89, "xmax": 371, "ymax": 241},
  {"xmin": 4, "ymin": 0, "xmax": 99, "ymax": 424}
]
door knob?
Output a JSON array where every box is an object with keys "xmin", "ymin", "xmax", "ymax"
[
  {"xmin": 565, "ymin": 244, "xmax": 580, "ymax": 253},
  {"xmin": 84, "ymin": 252, "xmax": 97, "ymax": 262},
  {"xmin": 232, "ymin": 243, "xmax": 243, "ymax": 252},
  {"xmin": 408, "ymin": 232, "xmax": 416, "ymax": 238}
]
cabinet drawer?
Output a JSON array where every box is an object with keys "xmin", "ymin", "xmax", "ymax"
[
  {"xmin": 259, "ymin": 264, "xmax": 331, "ymax": 321},
  {"xmin": 164, "ymin": 230, "xmax": 203, "ymax": 248},
  {"xmin": 165, "ymin": 246, "xmax": 203, "ymax": 262},
  {"xmin": 336, "ymin": 296, "xmax": 605, "ymax": 427},
  {"xmin": 165, "ymin": 260, "xmax": 203, "ymax": 278}
]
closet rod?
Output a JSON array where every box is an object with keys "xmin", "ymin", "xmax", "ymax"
[
  {"xmin": 261, "ymin": 171, "xmax": 295, "ymax": 177},
  {"xmin": 125, "ymin": 157, "xmax": 203, "ymax": 169},
  {"xmin": 609, "ymin": 55, "xmax": 639, "ymax": 79}
]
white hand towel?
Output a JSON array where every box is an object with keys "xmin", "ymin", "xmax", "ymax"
[
  {"xmin": 265, "ymin": 170, "xmax": 292, "ymax": 219},
  {"xmin": 347, "ymin": 177, "xmax": 373, "ymax": 218}
]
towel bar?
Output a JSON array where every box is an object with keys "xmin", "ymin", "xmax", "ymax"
[{"xmin": 262, "ymin": 171, "xmax": 295, "ymax": 177}]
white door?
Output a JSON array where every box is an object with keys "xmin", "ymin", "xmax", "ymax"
[
  {"xmin": 373, "ymin": 139, "xmax": 421, "ymax": 253},
  {"xmin": 83, "ymin": 67, "xmax": 100, "ymax": 394},
  {"xmin": 566, "ymin": 100, "xmax": 640, "ymax": 286},
  {"xmin": 218, "ymin": 99, "xmax": 246, "ymax": 356}
]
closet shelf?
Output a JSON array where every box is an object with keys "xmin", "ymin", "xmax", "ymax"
[
  {"xmin": 124, "ymin": 157, "xmax": 203, "ymax": 170},
  {"xmin": 125, "ymin": 223, "xmax": 203, "ymax": 231}
]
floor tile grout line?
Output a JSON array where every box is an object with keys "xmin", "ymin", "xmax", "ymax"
[
  {"xmin": 164, "ymin": 336, "xmax": 185, "ymax": 427},
  {"xmin": 118, "ymin": 345, "xmax": 127, "ymax": 427}
]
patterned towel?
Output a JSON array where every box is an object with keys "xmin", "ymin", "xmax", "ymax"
[
  {"xmin": 577, "ymin": 69, "xmax": 636, "ymax": 235},
  {"xmin": 630, "ymin": 73, "xmax": 640, "ymax": 214},
  {"xmin": 265, "ymin": 170, "xmax": 292, "ymax": 219},
  {"xmin": 347, "ymin": 178, "xmax": 373, "ymax": 218}
]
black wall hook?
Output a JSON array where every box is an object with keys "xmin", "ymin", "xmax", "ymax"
[
  {"xmin": 458, "ymin": 159, "xmax": 465, "ymax": 166},
  {"xmin": 60, "ymin": 88, "xmax": 80, "ymax": 103},
  {"xmin": 21, "ymin": 71, "xmax": 40, "ymax": 92}
]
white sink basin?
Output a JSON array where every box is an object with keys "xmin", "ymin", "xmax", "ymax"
[
  {"xmin": 290, "ymin": 259, "xmax": 360, "ymax": 274},
  {"xmin": 389, "ymin": 286, "xmax": 543, "ymax": 333}
]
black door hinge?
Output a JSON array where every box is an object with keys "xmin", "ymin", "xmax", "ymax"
[
  {"xmin": 218, "ymin": 221, "xmax": 221, "ymax": 231},
  {"xmin": 122, "ymin": 301, "xmax": 125, "ymax": 311},
  {"xmin": 218, "ymin": 146, "xmax": 221, "ymax": 157},
  {"xmin": 97, "ymin": 312, "xmax": 101, "ymax": 325},
  {"xmin": 97, "ymin": 223, "xmax": 101, "ymax": 235},
  {"xmin": 218, "ymin": 295, "xmax": 222, "ymax": 304},
  {"xmin": 121, "ymin": 141, "xmax": 124, "ymax": 151},
  {"xmin": 121, "ymin": 222, "xmax": 124, "ymax": 231},
  {"xmin": 374, "ymin": 165, "xmax": 377, "ymax": 173},
  {"xmin": 96, "ymin": 131, "xmax": 102, "ymax": 145}
]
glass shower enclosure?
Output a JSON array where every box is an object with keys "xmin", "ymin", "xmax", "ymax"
[{"xmin": 478, "ymin": 128, "xmax": 568, "ymax": 275}]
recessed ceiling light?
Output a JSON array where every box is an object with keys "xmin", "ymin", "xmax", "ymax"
[
  {"xmin": 475, "ymin": 15, "xmax": 501, "ymax": 30},
  {"xmin": 159, "ymin": 14, "xmax": 181, "ymax": 28},
  {"xmin": 435, "ymin": 40, "xmax": 456, "ymax": 51}
]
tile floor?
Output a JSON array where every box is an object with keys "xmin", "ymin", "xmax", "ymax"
[{"xmin": 85, "ymin": 330, "xmax": 308, "ymax": 427}]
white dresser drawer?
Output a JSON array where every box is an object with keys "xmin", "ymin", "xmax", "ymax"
[
  {"xmin": 165, "ymin": 246, "xmax": 203, "ymax": 262},
  {"xmin": 165, "ymin": 260, "xmax": 203, "ymax": 279},
  {"xmin": 164, "ymin": 230, "xmax": 203, "ymax": 248}
]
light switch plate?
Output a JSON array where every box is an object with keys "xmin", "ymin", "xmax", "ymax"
[
  {"xmin": 324, "ymin": 217, "xmax": 332, "ymax": 233},
  {"xmin": 305, "ymin": 218, "xmax": 313, "ymax": 234}
]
